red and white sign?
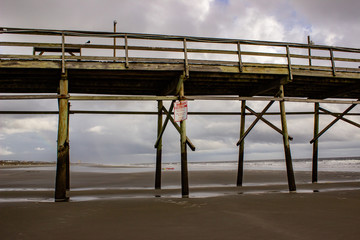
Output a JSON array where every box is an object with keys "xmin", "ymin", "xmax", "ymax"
[{"xmin": 174, "ymin": 100, "xmax": 188, "ymax": 122}]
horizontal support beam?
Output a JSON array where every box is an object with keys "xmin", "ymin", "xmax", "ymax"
[
  {"xmin": 186, "ymin": 96, "xmax": 360, "ymax": 105},
  {"xmin": 0, "ymin": 94, "xmax": 64, "ymax": 100},
  {"xmin": 70, "ymin": 96, "xmax": 178, "ymax": 101},
  {"xmin": 1, "ymin": 110, "xmax": 360, "ymax": 116},
  {"xmin": 1, "ymin": 94, "xmax": 360, "ymax": 105}
]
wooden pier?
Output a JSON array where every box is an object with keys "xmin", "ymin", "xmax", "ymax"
[{"xmin": 1, "ymin": 27, "xmax": 359, "ymax": 201}]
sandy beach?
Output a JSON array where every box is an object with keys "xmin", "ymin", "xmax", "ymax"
[{"xmin": 1, "ymin": 166, "xmax": 360, "ymax": 240}]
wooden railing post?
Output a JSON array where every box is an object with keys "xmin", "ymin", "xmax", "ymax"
[
  {"xmin": 183, "ymin": 38, "xmax": 189, "ymax": 78},
  {"xmin": 330, "ymin": 48, "xmax": 336, "ymax": 76},
  {"xmin": 113, "ymin": 20, "xmax": 117, "ymax": 62},
  {"xmin": 124, "ymin": 34, "xmax": 129, "ymax": 68},
  {"xmin": 307, "ymin": 35, "xmax": 312, "ymax": 66},
  {"xmin": 61, "ymin": 32, "xmax": 65, "ymax": 74},
  {"xmin": 286, "ymin": 45, "xmax": 293, "ymax": 81},
  {"xmin": 237, "ymin": 42, "xmax": 243, "ymax": 73}
]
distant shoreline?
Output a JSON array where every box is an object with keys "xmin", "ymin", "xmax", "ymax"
[
  {"xmin": 0, "ymin": 160, "xmax": 56, "ymax": 167},
  {"xmin": 1, "ymin": 156, "xmax": 360, "ymax": 167}
]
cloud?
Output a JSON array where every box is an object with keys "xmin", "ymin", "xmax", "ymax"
[
  {"xmin": 0, "ymin": 117, "xmax": 57, "ymax": 134},
  {"xmin": 86, "ymin": 126, "xmax": 106, "ymax": 134},
  {"xmin": 0, "ymin": 146, "xmax": 13, "ymax": 156},
  {"xmin": 35, "ymin": 147, "xmax": 45, "ymax": 151},
  {"xmin": 192, "ymin": 138, "xmax": 230, "ymax": 151}
]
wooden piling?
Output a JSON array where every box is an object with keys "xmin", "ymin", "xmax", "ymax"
[
  {"xmin": 312, "ymin": 102, "xmax": 319, "ymax": 183},
  {"xmin": 55, "ymin": 73, "xmax": 70, "ymax": 201},
  {"xmin": 179, "ymin": 84, "xmax": 189, "ymax": 197},
  {"xmin": 279, "ymin": 85, "xmax": 296, "ymax": 192},
  {"xmin": 237, "ymin": 100, "xmax": 246, "ymax": 186},
  {"xmin": 155, "ymin": 100, "xmax": 163, "ymax": 189},
  {"xmin": 66, "ymin": 102, "xmax": 70, "ymax": 191}
]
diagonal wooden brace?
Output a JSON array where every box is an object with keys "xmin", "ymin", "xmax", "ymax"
[
  {"xmin": 162, "ymin": 106, "xmax": 196, "ymax": 151},
  {"xmin": 236, "ymin": 100, "xmax": 275, "ymax": 146},
  {"xmin": 310, "ymin": 103, "xmax": 358, "ymax": 143},
  {"xmin": 245, "ymin": 105, "xmax": 293, "ymax": 141},
  {"xmin": 154, "ymin": 100, "xmax": 175, "ymax": 148},
  {"xmin": 319, "ymin": 107, "xmax": 360, "ymax": 128}
]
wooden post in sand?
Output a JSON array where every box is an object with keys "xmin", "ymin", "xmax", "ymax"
[
  {"xmin": 66, "ymin": 102, "xmax": 70, "ymax": 191},
  {"xmin": 237, "ymin": 100, "xmax": 246, "ymax": 186},
  {"xmin": 179, "ymin": 83, "xmax": 189, "ymax": 197},
  {"xmin": 312, "ymin": 102, "xmax": 320, "ymax": 183},
  {"xmin": 55, "ymin": 73, "xmax": 70, "ymax": 202},
  {"xmin": 155, "ymin": 100, "xmax": 163, "ymax": 189},
  {"xmin": 279, "ymin": 85, "xmax": 296, "ymax": 192}
]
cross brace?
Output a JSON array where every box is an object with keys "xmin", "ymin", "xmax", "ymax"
[
  {"xmin": 154, "ymin": 102, "xmax": 195, "ymax": 151},
  {"xmin": 236, "ymin": 91, "xmax": 283, "ymax": 146},
  {"xmin": 236, "ymin": 100, "xmax": 275, "ymax": 146},
  {"xmin": 161, "ymin": 106, "xmax": 196, "ymax": 151},
  {"xmin": 319, "ymin": 107, "xmax": 360, "ymax": 129},
  {"xmin": 154, "ymin": 100, "xmax": 175, "ymax": 148},
  {"xmin": 310, "ymin": 102, "xmax": 359, "ymax": 143},
  {"xmin": 245, "ymin": 105, "xmax": 293, "ymax": 141}
]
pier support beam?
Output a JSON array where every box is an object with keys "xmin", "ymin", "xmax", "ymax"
[
  {"xmin": 179, "ymin": 84, "xmax": 189, "ymax": 197},
  {"xmin": 66, "ymin": 102, "xmax": 70, "ymax": 191},
  {"xmin": 155, "ymin": 100, "xmax": 163, "ymax": 189},
  {"xmin": 237, "ymin": 100, "xmax": 246, "ymax": 186},
  {"xmin": 279, "ymin": 85, "xmax": 296, "ymax": 192},
  {"xmin": 55, "ymin": 73, "xmax": 70, "ymax": 202},
  {"xmin": 312, "ymin": 103, "xmax": 320, "ymax": 183}
]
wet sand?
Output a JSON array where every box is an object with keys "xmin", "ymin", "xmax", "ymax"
[{"xmin": 1, "ymin": 167, "xmax": 360, "ymax": 239}]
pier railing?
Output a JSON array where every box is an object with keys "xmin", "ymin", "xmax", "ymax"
[{"xmin": 1, "ymin": 27, "xmax": 360, "ymax": 78}]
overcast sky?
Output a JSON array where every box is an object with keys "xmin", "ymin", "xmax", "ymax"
[{"xmin": 1, "ymin": 0, "xmax": 359, "ymax": 165}]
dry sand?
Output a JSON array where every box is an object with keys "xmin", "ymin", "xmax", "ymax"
[{"xmin": 1, "ymin": 167, "xmax": 360, "ymax": 240}]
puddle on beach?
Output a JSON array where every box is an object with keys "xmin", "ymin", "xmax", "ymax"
[
  {"xmin": 0, "ymin": 198, "xmax": 54, "ymax": 203},
  {"xmin": 2, "ymin": 186, "xmax": 360, "ymax": 203}
]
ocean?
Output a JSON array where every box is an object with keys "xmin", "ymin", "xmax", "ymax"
[
  {"xmin": 2, "ymin": 157, "xmax": 360, "ymax": 173},
  {"xmin": 66, "ymin": 157, "xmax": 360, "ymax": 173}
]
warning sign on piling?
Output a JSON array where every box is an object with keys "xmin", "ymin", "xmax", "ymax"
[{"xmin": 174, "ymin": 100, "xmax": 188, "ymax": 122}]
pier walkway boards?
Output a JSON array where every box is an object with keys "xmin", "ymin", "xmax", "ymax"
[{"xmin": 1, "ymin": 27, "xmax": 359, "ymax": 201}]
